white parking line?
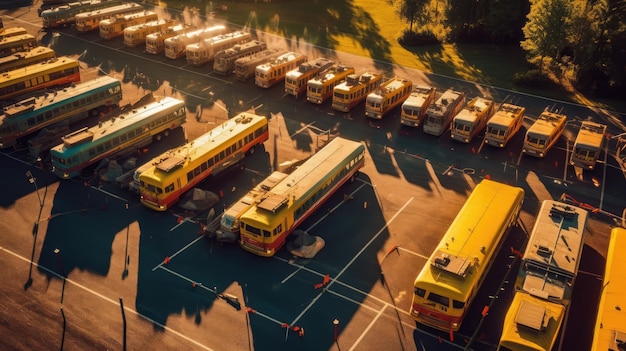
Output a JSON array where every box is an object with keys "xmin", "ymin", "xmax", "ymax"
[
  {"xmin": 280, "ymin": 182, "xmax": 368, "ymax": 285},
  {"xmin": 169, "ymin": 216, "xmax": 196, "ymax": 231},
  {"xmin": 398, "ymin": 246, "xmax": 430, "ymax": 261},
  {"xmin": 288, "ymin": 196, "xmax": 414, "ymax": 326},
  {"xmin": 304, "ymin": 182, "xmax": 368, "ymax": 232},
  {"xmin": 350, "ymin": 304, "xmax": 387, "ymax": 351},
  {"xmin": 151, "ymin": 234, "xmax": 205, "ymax": 271},
  {"xmin": 0, "ymin": 246, "xmax": 215, "ymax": 351}
]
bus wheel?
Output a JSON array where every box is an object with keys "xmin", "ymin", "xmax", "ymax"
[
  {"xmin": 155, "ymin": 134, "xmax": 162, "ymax": 141},
  {"xmin": 163, "ymin": 130, "xmax": 170, "ymax": 137},
  {"xmin": 89, "ymin": 108, "xmax": 99, "ymax": 118},
  {"xmin": 248, "ymin": 145, "xmax": 255, "ymax": 155}
]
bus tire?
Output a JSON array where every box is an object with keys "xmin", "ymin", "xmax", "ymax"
[
  {"xmin": 248, "ymin": 145, "xmax": 255, "ymax": 155},
  {"xmin": 163, "ymin": 130, "xmax": 170, "ymax": 137},
  {"xmin": 89, "ymin": 108, "xmax": 99, "ymax": 118},
  {"xmin": 155, "ymin": 134, "xmax": 162, "ymax": 141}
]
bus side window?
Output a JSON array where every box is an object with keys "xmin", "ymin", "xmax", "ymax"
[{"xmin": 414, "ymin": 287, "xmax": 426, "ymax": 297}]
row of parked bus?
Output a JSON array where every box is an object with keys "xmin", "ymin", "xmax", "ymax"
[
  {"xmin": 36, "ymin": 0, "xmax": 608, "ymax": 171},
  {"xmin": 21, "ymin": 5, "xmax": 622, "ymax": 350}
]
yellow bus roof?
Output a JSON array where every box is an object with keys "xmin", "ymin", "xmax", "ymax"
[
  {"xmin": 591, "ymin": 227, "xmax": 626, "ymax": 351},
  {"xmin": 526, "ymin": 111, "xmax": 567, "ymax": 137},
  {"xmin": 414, "ymin": 179, "xmax": 524, "ymax": 301},
  {"xmin": 240, "ymin": 137, "xmax": 364, "ymax": 228},
  {"xmin": 574, "ymin": 121, "xmax": 606, "ymax": 149},
  {"xmin": 487, "ymin": 103, "xmax": 525, "ymax": 129},
  {"xmin": 0, "ymin": 57, "xmax": 78, "ymax": 87},
  {"xmin": 139, "ymin": 112, "xmax": 267, "ymax": 185},
  {"xmin": 499, "ymin": 292, "xmax": 565, "ymax": 351},
  {"xmin": 453, "ymin": 96, "xmax": 493, "ymax": 123}
]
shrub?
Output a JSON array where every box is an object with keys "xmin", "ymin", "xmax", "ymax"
[
  {"xmin": 513, "ymin": 69, "xmax": 557, "ymax": 89},
  {"xmin": 397, "ymin": 29, "xmax": 440, "ymax": 46}
]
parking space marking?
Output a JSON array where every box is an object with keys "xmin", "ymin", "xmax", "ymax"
[
  {"xmin": 151, "ymin": 234, "xmax": 205, "ymax": 271},
  {"xmin": 276, "ymin": 255, "xmax": 397, "ymax": 311},
  {"xmin": 1, "ymin": 246, "xmax": 215, "ymax": 351},
  {"xmin": 304, "ymin": 181, "xmax": 368, "ymax": 232},
  {"xmin": 397, "ymin": 246, "xmax": 430, "ymax": 261},
  {"xmin": 157, "ymin": 265, "xmax": 217, "ymax": 294},
  {"xmin": 169, "ymin": 216, "xmax": 196, "ymax": 231},
  {"xmin": 289, "ymin": 197, "xmax": 414, "ymax": 326},
  {"xmin": 280, "ymin": 182, "xmax": 368, "ymax": 285},
  {"xmin": 324, "ymin": 288, "xmax": 381, "ymax": 313},
  {"xmin": 350, "ymin": 304, "xmax": 387, "ymax": 351}
]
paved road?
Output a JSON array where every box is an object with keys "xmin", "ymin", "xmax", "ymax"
[{"xmin": 1, "ymin": 3, "xmax": 624, "ymax": 351}]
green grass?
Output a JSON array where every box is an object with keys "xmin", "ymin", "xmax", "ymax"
[{"xmin": 156, "ymin": 0, "xmax": 624, "ymax": 112}]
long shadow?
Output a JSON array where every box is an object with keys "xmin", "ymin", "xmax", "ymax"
[
  {"xmin": 25, "ymin": 5, "xmax": 621, "ymax": 350},
  {"xmin": 134, "ymin": 146, "xmax": 272, "ymax": 326},
  {"xmin": 217, "ymin": 0, "xmax": 393, "ymax": 71},
  {"xmin": 36, "ymin": 179, "xmax": 132, "ymax": 279}
]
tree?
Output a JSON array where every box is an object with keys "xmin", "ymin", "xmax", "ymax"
[
  {"xmin": 520, "ymin": 0, "xmax": 571, "ymax": 72},
  {"xmin": 484, "ymin": 0, "xmax": 528, "ymax": 44},
  {"xmin": 395, "ymin": 0, "xmax": 427, "ymax": 33}
]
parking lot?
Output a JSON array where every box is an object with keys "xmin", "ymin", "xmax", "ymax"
[{"xmin": 1, "ymin": 3, "xmax": 625, "ymax": 350}]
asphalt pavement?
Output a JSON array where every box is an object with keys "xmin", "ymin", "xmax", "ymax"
[{"xmin": 1, "ymin": 2, "xmax": 624, "ymax": 351}]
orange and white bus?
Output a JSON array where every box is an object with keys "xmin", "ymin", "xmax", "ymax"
[
  {"xmin": 163, "ymin": 25, "xmax": 227, "ymax": 59},
  {"xmin": 234, "ymin": 49, "xmax": 283, "ymax": 81},
  {"xmin": 123, "ymin": 18, "xmax": 176, "ymax": 47},
  {"xmin": 306, "ymin": 64, "xmax": 355, "ymax": 104},
  {"xmin": 410, "ymin": 179, "xmax": 524, "ymax": 332},
  {"xmin": 522, "ymin": 110, "xmax": 567, "ymax": 158},
  {"xmin": 75, "ymin": 2, "xmax": 144, "ymax": 32},
  {"xmin": 400, "ymin": 85, "xmax": 436, "ymax": 127},
  {"xmin": 99, "ymin": 10, "xmax": 158, "ymax": 40},
  {"xmin": 0, "ymin": 46, "xmax": 56, "ymax": 73},
  {"xmin": 591, "ymin": 227, "xmax": 626, "ymax": 351},
  {"xmin": 213, "ymin": 40, "xmax": 266, "ymax": 75},
  {"xmin": 570, "ymin": 121, "xmax": 607, "ymax": 170},
  {"xmin": 239, "ymin": 137, "xmax": 365, "ymax": 257},
  {"xmin": 0, "ymin": 56, "xmax": 81, "ymax": 101},
  {"xmin": 51, "ymin": 97, "xmax": 186, "ymax": 179},
  {"xmin": 450, "ymin": 96, "xmax": 495, "ymax": 143},
  {"xmin": 0, "ymin": 34, "xmax": 38, "ymax": 58},
  {"xmin": 145, "ymin": 23, "xmax": 187, "ymax": 55},
  {"xmin": 41, "ymin": 0, "xmax": 124, "ymax": 29},
  {"xmin": 139, "ymin": 112, "xmax": 269, "ymax": 211},
  {"xmin": 255, "ymin": 51, "xmax": 307, "ymax": 88},
  {"xmin": 186, "ymin": 31, "xmax": 251, "ymax": 66},
  {"xmin": 331, "ymin": 72, "xmax": 382, "ymax": 112},
  {"xmin": 423, "ymin": 88, "xmax": 466, "ymax": 136},
  {"xmin": 498, "ymin": 200, "xmax": 588, "ymax": 351},
  {"xmin": 284, "ymin": 57, "xmax": 334, "ymax": 97},
  {"xmin": 483, "ymin": 103, "xmax": 525, "ymax": 148},
  {"xmin": 365, "ymin": 77, "xmax": 413, "ymax": 119},
  {"xmin": 0, "ymin": 75, "xmax": 122, "ymax": 149},
  {"xmin": 216, "ymin": 171, "xmax": 288, "ymax": 243}
]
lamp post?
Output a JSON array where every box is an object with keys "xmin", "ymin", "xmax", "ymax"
[
  {"xmin": 25, "ymin": 170, "xmax": 42, "ymax": 208},
  {"xmin": 53, "ymin": 248, "xmax": 65, "ymax": 277},
  {"xmin": 54, "ymin": 248, "xmax": 66, "ymax": 304},
  {"xmin": 333, "ymin": 319, "xmax": 340, "ymax": 349}
]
